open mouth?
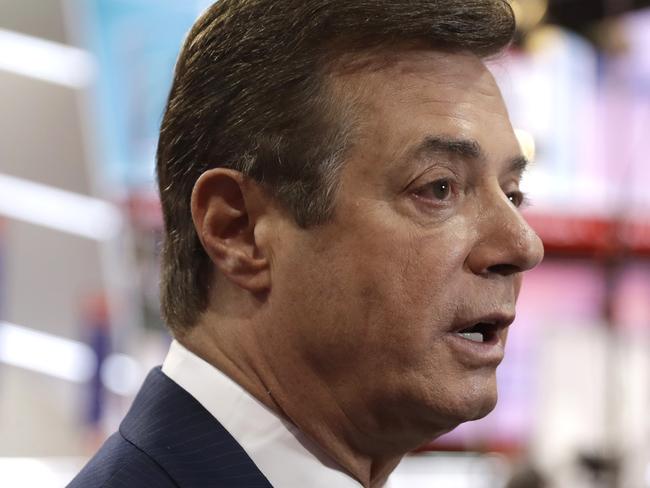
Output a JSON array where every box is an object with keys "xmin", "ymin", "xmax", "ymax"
[{"xmin": 455, "ymin": 322, "xmax": 500, "ymax": 344}]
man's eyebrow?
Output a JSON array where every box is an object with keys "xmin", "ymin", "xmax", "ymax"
[
  {"xmin": 413, "ymin": 136, "xmax": 484, "ymax": 160},
  {"xmin": 509, "ymin": 155, "xmax": 529, "ymax": 175},
  {"xmin": 408, "ymin": 135, "xmax": 530, "ymax": 174}
]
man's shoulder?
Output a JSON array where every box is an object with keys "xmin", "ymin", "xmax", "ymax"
[
  {"xmin": 67, "ymin": 432, "xmax": 177, "ymax": 488},
  {"xmin": 69, "ymin": 367, "xmax": 272, "ymax": 488}
]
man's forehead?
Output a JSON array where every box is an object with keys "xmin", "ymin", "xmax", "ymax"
[
  {"xmin": 329, "ymin": 48, "xmax": 504, "ymax": 122},
  {"xmin": 328, "ymin": 48, "xmax": 520, "ymax": 175},
  {"xmin": 331, "ymin": 48, "xmax": 490, "ymax": 84}
]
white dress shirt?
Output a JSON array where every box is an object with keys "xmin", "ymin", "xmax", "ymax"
[{"xmin": 162, "ymin": 340, "xmax": 393, "ymax": 488}]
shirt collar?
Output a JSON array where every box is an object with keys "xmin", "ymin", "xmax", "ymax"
[{"xmin": 162, "ymin": 340, "xmax": 371, "ymax": 488}]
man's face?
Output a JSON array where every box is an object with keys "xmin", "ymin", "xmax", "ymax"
[{"xmin": 262, "ymin": 51, "xmax": 544, "ymax": 441}]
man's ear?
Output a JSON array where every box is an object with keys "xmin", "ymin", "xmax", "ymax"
[{"xmin": 191, "ymin": 168, "xmax": 271, "ymax": 293}]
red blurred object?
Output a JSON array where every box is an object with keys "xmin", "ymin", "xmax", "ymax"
[
  {"xmin": 525, "ymin": 212, "xmax": 650, "ymax": 258},
  {"xmin": 124, "ymin": 192, "xmax": 163, "ymax": 231}
]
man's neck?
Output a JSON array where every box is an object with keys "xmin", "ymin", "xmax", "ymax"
[{"xmin": 177, "ymin": 314, "xmax": 411, "ymax": 488}]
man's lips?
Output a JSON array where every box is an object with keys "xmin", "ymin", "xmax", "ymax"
[
  {"xmin": 444, "ymin": 312, "xmax": 515, "ymax": 368},
  {"xmin": 450, "ymin": 312, "xmax": 515, "ymax": 335}
]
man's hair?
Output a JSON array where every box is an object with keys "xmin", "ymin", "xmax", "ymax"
[{"xmin": 157, "ymin": 0, "xmax": 516, "ymax": 335}]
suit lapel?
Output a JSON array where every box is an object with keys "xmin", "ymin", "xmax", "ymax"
[{"xmin": 120, "ymin": 367, "xmax": 273, "ymax": 488}]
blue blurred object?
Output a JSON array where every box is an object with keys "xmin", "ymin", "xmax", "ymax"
[{"xmin": 84, "ymin": 0, "xmax": 207, "ymax": 189}]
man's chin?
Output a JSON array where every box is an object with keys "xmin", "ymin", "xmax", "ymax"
[
  {"xmin": 425, "ymin": 377, "xmax": 499, "ymax": 429},
  {"xmin": 409, "ymin": 394, "xmax": 497, "ymax": 447},
  {"xmin": 381, "ymin": 369, "xmax": 500, "ymax": 442},
  {"xmin": 467, "ymin": 394, "xmax": 498, "ymax": 421},
  {"xmin": 423, "ymin": 396, "xmax": 497, "ymax": 443},
  {"xmin": 453, "ymin": 385, "xmax": 498, "ymax": 423}
]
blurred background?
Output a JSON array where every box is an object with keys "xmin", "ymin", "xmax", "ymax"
[{"xmin": 0, "ymin": 0, "xmax": 649, "ymax": 486}]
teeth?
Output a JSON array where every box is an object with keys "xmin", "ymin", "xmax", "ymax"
[{"xmin": 457, "ymin": 332, "xmax": 484, "ymax": 343}]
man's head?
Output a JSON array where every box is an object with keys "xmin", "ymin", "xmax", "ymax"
[
  {"xmin": 157, "ymin": 0, "xmax": 544, "ymax": 464},
  {"xmin": 157, "ymin": 0, "xmax": 519, "ymax": 332}
]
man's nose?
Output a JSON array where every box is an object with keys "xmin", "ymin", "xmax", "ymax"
[{"xmin": 466, "ymin": 193, "xmax": 544, "ymax": 277}]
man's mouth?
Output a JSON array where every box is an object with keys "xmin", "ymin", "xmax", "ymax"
[
  {"xmin": 446, "ymin": 313, "xmax": 515, "ymax": 367},
  {"xmin": 455, "ymin": 322, "xmax": 501, "ymax": 344}
]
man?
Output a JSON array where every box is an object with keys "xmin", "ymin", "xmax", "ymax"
[{"xmin": 70, "ymin": 0, "xmax": 543, "ymax": 487}]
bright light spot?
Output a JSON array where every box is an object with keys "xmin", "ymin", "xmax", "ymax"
[
  {"xmin": 515, "ymin": 128, "xmax": 537, "ymax": 163},
  {"xmin": 0, "ymin": 458, "xmax": 84, "ymax": 488},
  {"xmin": 390, "ymin": 453, "xmax": 507, "ymax": 488},
  {"xmin": 510, "ymin": 0, "xmax": 548, "ymax": 32},
  {"xmin": 0, "ymin": 28, "xmax": 95, "ymax": 88},
  {"xmin": 0, "ymin": 321, "xmax": 96, "ymax": 383},
  {"xmin": 101, "ymin": 353, "xmax": 144, "ymax": 396},
  {"xmin": 0, "ymin": 173, "xmax": 123, "ymax": 241}
]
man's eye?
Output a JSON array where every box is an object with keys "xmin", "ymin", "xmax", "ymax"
[
  {"xmin": 415, "ymin": 179, "xmax": 453, "ymax": 201},
  {"xmin": 507, "ymin": 190, "xmax": 526, "ymax": 208}
]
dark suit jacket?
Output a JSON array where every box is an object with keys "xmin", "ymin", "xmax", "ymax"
[{"xmin": 68, "ymin": 367, "xmax": 273, "ymax": 487}]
